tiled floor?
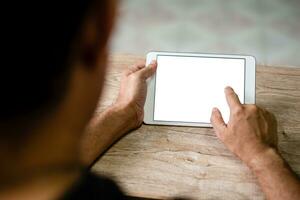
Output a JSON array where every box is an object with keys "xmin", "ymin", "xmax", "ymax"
[{"xmin": 110, "ymin": 0, "xmax": 300, "ymax": 67}]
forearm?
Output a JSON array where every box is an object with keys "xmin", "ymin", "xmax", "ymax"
[
  {"xmin": 79, "ymin": 104, "xmax": 137, "ymax": 166},
  {"xmin": 79, "ymin": 60, "xmax": 156, "ymax": 167},
  {"xmin": 248, "ymin": 148, "xmax": 300, "ymax": 200}
]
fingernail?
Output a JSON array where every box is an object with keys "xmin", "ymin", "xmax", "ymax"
[
  {"xmin": 225, "ymin": 86, "xmax": 233, "ymax": 92},
  {"xmin": 212, "ymin": 107, "xmax": 218, "ymax": 112},
  {"xmin": 150, "ymin": 60, "xmax": 156, "ymax": 65}
]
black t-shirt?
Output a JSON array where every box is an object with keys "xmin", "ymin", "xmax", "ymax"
[
  {"xmin": 61, "ymin": 171, "xmax": 127, "ymax": 200},
  {"xmin": 60, "ymin": 171, "xmax": 191, "ymax": 200}
]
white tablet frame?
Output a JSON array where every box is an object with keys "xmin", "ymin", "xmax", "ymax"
[{"xmin": 144, "ymin": 51, "xmax": 256, "ymax": 127}]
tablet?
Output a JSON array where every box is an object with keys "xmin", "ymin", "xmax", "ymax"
[{"xmin": 144, "ymin": 51, "xmax": 256, "ymax": 127}]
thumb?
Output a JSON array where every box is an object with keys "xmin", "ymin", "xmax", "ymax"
[
  {"xmin": 210, "ymin": 107, "xmax": 226, "ymax": 140},
  {"xmin": 137, "ymin": 60, "xmax": 157, "ymax": 79}
]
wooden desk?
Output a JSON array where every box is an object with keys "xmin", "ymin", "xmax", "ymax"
[{"xmin": 92, "ymin": 54, "xmax": 300, "ymax": 200}]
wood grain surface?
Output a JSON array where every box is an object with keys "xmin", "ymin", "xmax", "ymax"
[{"xmin": 92, "ymin": 54, "xmax": 300, "ymax": 200}]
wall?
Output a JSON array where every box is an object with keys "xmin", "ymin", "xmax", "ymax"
[{"xmin": 111, "ymin": 0, "xmax": 300, "ymax": 67}]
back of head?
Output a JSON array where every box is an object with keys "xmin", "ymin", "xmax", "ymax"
[{"xmin": 0, "ymin": 0, "xmax": 110, "ymax": 138}]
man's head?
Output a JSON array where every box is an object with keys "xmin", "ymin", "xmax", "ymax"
[{"xmin": 1, "ymin": 1, "xmax": 116, "ymax": 140}]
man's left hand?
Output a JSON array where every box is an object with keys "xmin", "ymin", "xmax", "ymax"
[{"xmin": 115, "ymin": 60, "xmax": 157, "ymax": 129}]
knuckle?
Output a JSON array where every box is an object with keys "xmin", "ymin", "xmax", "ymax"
[
  {"xmin": 232, "ymin": 106, "xmax": 244, "ymax": 116},
  {"xmin": 122, "ymin": 71, "xmax": 128, "ymax": 76},
  {"xmin": 130, "ymin": 64, "xmax": 138, "ymax": 68},
  {"xmin": 135, "ymin": 74, "xmax": 145, "ymax": 82},
  {"xmin": 135, "ymin": 72, "xmax": 144, "ymax": 79},
  {"xmin": 132, "ymin": 73, "xmax": 140, "ymax": 80},
  {"xmin": 248, "ymin": 105, "xmax": 259, "ymax": 113},
  {"xmin": 140, "ymin": 72, "xmax": 149, "ymax": 80}
]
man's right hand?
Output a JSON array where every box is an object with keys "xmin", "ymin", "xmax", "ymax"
[
  {"xmin": 210, "ymin": 87, "xmax": 300, "ymax": 200},
  {"xmin": 210, "ymin": 86, "xmax": 278, "ymax": 166}
]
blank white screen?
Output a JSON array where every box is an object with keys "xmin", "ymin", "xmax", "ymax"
[{"xmin": 154, "ymin": 55, "xmax": 245, "ymax": 123}]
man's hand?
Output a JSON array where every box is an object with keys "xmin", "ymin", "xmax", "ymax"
[
  {"xmin": 210, "ymin": 87, "xmax": 300, "ymax": 200},
  {"xmin": 210, "ymin": 86, "xmax": 278, "ymax": 166},
  {"xmin": 80, "ymin": 60, "xmax": 157, "ymax": 166},
  {"xmin": 115, "ymin": 60, "xmax": 157, "ymax": 129}
]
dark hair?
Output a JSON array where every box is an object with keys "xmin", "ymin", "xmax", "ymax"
[{"xmin": 0, "ymin": 1, "xmax": 109, "ymax": 126}]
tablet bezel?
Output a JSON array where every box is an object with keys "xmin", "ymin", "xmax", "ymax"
[{"xmin": 144, "ymin": 51, "xmax": 256, "ymax": 127}]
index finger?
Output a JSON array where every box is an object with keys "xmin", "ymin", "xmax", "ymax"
[{"xmin": 224, "ymin": 86, "xmax": 242, "ymax": 110}]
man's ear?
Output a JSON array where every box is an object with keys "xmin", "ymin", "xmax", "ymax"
[
  {"xmin": 79, "ymin": 16, "xmax": 102, "ymax": 68},
  {"xmin": 79, "ymin": 0, "xmax": 116, "ymax": 69}
]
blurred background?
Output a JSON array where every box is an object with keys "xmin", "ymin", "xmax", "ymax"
[{"xmin": 110, "ymin": 0, "xmax": 300, "ymax": 67}]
